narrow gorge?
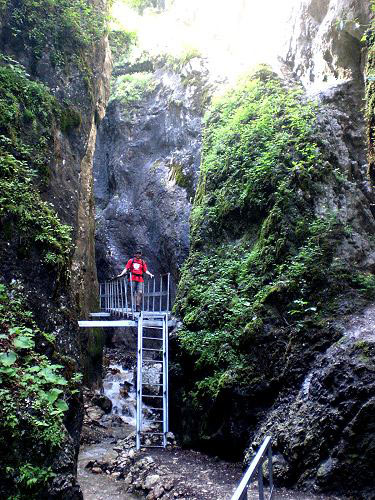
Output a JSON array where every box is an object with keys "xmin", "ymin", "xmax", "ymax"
[{"xmin": 1, "ymin": 0, "xmax": 375, "ymax": 499}]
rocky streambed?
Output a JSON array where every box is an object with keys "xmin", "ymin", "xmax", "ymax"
[{"xmin": 77, "ymin": 347, "xmax": 345, "ymax": 500}]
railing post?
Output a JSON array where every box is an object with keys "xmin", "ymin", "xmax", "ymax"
[
  {"xmin": 258, "ymin": 461, "xmax": 264, "ymax": 500},
  {"xmin": 153, "ymin": 278, "xmax": 156, "ymax": 312},
  {"xmin": 125, "ymin": 279, "xmax": 128, "ymax": 316},
  {"xmin": 268, "ymin": 445, "xmax": 274, "ymax": 498}
]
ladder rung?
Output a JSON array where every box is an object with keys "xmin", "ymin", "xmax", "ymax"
[
  {"xmin": 142, "ymin": 383, "xmax": 163, "ymax": 386},
  {"xmin": 142, "ymin": 395, "xmax": 163, "ymax": 398},
  {"xmin": 142, "ymin": 359, "xmax": 163, "ymax": 363},
  {"xmin": 147, "ymin": 407, "xmax": 163, "ymax": 411},
  {"xmin": 140, "ymin": 445, "xmax": 165, "ymax": 448},
  {"xmin": 143, "ymin": 337, "xmax": 163, "ymax": 340},
  {"xmin": 141, "ymin": 432, "xmax": 165, "ymax": 435},
  {"xmin": 143, "ymin": 348, "xmax": 162, "ymax": 352}
]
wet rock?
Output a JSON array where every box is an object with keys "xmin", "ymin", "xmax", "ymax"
[
  {"xmin": 250, "ymin": 306, "xmax": 375, "ymax": 498},
  {"xmin": 92, "ymin": 394, "xmax": 113, "ymax": 414}
]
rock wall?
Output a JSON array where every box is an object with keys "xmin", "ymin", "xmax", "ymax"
[
  {"xmin": 94, "ymin": 55, "xmax": 211, "ymax": 282},
  {"xmin": 0, "ymin": 0, "xmax": 111, "ymax": 496},
  {"xmin": 171, "ymin": 2, "xmax": 375, "ymax": 498},
  {"xmin": 284, "ymin": 0, "xmax": 370, "ymax": 90}
]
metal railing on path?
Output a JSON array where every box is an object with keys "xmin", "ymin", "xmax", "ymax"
[
  {"xmin": 231, "ymin": 436, "xmax": 275, "ymax": 500},
  {"xmin": 99, "ymin": 273, "xmax": 174, "ymax": 319}
]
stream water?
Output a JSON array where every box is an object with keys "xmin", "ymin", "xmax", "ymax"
[
  {"xmin": 78, "ymin": 362, "xmax": 139, "ymax": 499},
  {"xmin": 102, "ymin": 363, "xmax": 137, "ymax": 426}
]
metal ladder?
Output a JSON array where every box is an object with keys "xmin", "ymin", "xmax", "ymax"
[{"xmin": 136, "ymin": 312, "xmax": 169, "ymax": 450}]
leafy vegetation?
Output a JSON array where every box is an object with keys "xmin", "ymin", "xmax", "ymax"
[
  {"xmin": 0, "ymin": 58, "xmax": 73, "ymax": 272},
  {"xmin": 110, "ymin": 71, "xmax": 156, "ymax": 108},
  {"xmin": 174, "ymin": 66, "xmax": 375, "ymax": 423},
  {"xmin": 0, "ymin": 282, "xmax": 81, "ymax": 496},
  {"xmin": 109, "ymin": 29, "xmax": 138, "ymax": 64},
  {"xmin": 3, "ymin": 0, "xmax": 109, "ymax": 64}
]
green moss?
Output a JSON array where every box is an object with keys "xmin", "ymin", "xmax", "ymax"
[
  {"xmin": 169, "ymin": 163, "xmax": 195, "ymax": 198},
  {"xmin": 0, "ymin": 282, "xmax": 81, "ymax": 496},
  {"xmin": 110, "ymin": 72, "xmax": 156, "ymax": 108},
  {"xmin": 60, "ymin": 105, "xmax": 82, "ymax": 133},
  {"xmin": 354, "ymin": 340, "xmax": 375, "ymax": 361},
  {"xmin": 174, "ymin": 66, "xmax": 370, "ymax": 415}
]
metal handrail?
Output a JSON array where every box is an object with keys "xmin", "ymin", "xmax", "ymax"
[
  {"xmin": 99, "ymin": 273, "xmax": 173, "ymax": 316},
  {"xmin": 231, "ymin": 436, "xmax": 274, "ymax": 500}
]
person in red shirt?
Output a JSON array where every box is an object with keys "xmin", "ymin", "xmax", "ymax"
[{"xmin": 117, "ymin": 249, "xmax": 154, "ymax": 311}]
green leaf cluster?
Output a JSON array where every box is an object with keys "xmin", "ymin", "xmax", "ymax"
[
  {"xmin": 0, "ymin": 282, "xmax": 81, "ymax": 495},
  {"xmin": 4, "ymin": 0, "xmax": 109, "ymax": 62}
]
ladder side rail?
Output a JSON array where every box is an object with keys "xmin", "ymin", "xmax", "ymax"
[
  {"xmin": 142, "ymin": 280, "xmax": 145, "ymax": 311},
  {"xmin": 136, "ymin": 313, "xmax": 143, "ymax": 450},
  {"xmin": 167, "ymin": 273, "xmax": 170, "ymax": 313},
  {"xmin": 147, "ymin": 279, "xmax": 150, "ymax": 312},
  {"xmin": 166, "ymin": 313, "xmax": 169, "ymax": 432},
  {"xmin": 162, "ymin": 313, "xmax": 166, "ymax": 447}
]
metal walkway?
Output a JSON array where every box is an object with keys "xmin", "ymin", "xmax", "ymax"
[{"xmin": 78, "ymin": 274, "xmax": 174, "ymax": 450}]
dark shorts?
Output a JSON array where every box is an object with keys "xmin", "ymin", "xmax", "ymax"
[{"xmin": 131, "ymin": 281, "xmax": 144, "ymax": 293}]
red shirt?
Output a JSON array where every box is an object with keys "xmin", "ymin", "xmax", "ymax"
[{"xmin": 125, "ymin": 258, "xmax": 147, "ymax": 282}]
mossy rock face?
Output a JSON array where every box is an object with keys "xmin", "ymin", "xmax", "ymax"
[{"xmin": 172, "ymin": 66, "xmax": 375, "ymax": 455}]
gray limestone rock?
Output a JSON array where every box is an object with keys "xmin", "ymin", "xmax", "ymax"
[{"xmin": 94, "ymin": 56, "xmax": 212, "ymax": 283}]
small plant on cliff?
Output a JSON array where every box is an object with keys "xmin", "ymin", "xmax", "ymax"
[{"xmin": 110, "ymin": 71, "xmax": 156, "ymax": 108}]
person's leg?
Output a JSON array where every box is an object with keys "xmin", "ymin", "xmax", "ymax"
[{"xmin": 135, "ymin": 281, "xmax": 144, "ymax": 311}]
